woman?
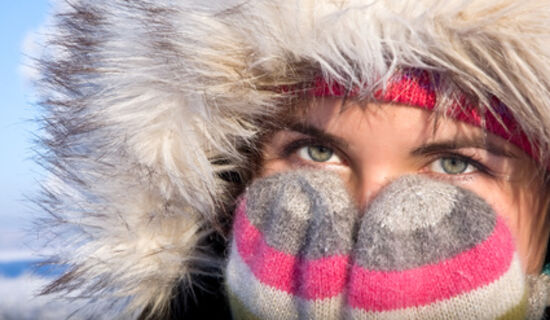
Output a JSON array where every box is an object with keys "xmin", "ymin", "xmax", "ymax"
[{"xmin": 35, "ymin": 0, "xmax": 550, "ymax": 318}]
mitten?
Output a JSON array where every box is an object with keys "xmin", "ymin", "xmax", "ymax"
[
  {"xmin": 346, "ymin": 175, "xmax": 527, "ymax": 319},
  {"xmin": 226, "ymin": 170, "xmax": 357, "ymax": 319}
]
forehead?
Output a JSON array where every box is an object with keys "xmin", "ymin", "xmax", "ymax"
[{"xmin": 290, "ymin": 97, "xmax": 494, "ymax": 148}]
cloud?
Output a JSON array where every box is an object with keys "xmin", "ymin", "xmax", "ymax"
[
  {"xmin": 17, "ymin": 0, "xmax": 83, "ymax": 88},
  {"xmin": 0, "ymin": 225, "xmax": 58, "ymax": 258},
  {"xmin": 18, "ymin": 25, "xmax": 47, "ymax": 87},
  {"xmin": 0, "ymin": 249, "xmax": 39, "ymax": 263}
]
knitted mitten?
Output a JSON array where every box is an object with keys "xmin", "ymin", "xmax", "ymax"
[
  {"xmin": 226, "ymin": 170, "xmax": 357, "ymax": 319},
  {"xmin": 226, "ymin": 170, "xmax": 531, "ymax": 319},
  {"xmin": 346, "ymin": 175, "xmax": 527, "ymax": 319}
]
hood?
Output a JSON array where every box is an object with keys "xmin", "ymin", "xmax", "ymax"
[{"xmin": 34, "ymin": 0, "xmax": 550, "ymax": 317}]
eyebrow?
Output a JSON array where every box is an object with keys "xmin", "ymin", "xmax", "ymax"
[
  {"xmin": 286, "ymin": 123, "xmax": 517, "ymax": 158},
  {"xmin": 411, "ymin": 139, "xmax": 517, "ymax": 158},
  {"xmin": 285, "ymin": 123, "xmax": 349, "ymax": 149}
]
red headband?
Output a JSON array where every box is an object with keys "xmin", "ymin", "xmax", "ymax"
[{"xmin": 302, "ymin": 70, "xmax": 535, "ymax": 161}]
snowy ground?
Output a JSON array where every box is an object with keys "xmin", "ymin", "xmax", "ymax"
[
  {"xmin": 0, "ymin": 252, "xmax": 124, "ymax": 320},
  {"xmin": 0, "ymin": 273, "xmax": 81, "ymax": 320},
  {"xmin": 0, "ymin": 249, "xmax": 85, "ymax": 320}
]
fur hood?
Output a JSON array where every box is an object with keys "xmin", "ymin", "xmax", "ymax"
[{"xmin": 35, "ymin": 0, "xmax": 550, "ymax": 317}]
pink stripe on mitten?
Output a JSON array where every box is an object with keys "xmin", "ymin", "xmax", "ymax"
[
  {"xmin": 233, "ymin": 201, "xmax": 350, "ymax": 299},
  {"xmin": 347, "ymin": 217, "xmax": 515, "ymax": 311}
]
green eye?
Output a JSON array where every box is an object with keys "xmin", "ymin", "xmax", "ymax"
[
  {"xmin": 296, "ymin": 144, "xmax": 343, "ymax": 164},
  {"xmin": 307, "ymin": 145, "xmax": 334, "ymax": 162},
  {"xmin": 439, "ymin": 157, "xmax": 469, "ymax": 174}
]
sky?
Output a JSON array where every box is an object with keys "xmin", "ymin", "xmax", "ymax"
[
  {"xmin": 0, "ymin": 1, "xmax": 51, "ymax": 253},
  {"xmin": 0, "ymin": 3, "xmax": 126, "ymax": 318}
]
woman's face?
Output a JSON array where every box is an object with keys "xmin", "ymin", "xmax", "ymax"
[{"xmin": 259, "ymin": 98, "xmax": 548, "ymax": 274}]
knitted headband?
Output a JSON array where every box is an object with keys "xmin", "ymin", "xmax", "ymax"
[{"xmin": 296, "ymin": 70, "xmax": 535, "ymax": 161}]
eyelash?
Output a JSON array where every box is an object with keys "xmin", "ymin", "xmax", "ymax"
[{"xmin": 281, "ymin": 137, "xmax": 494, "ymax": 177}]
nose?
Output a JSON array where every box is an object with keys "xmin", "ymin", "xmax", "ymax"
[
  {"xmin": 355, "ymin": 159, "xmax": 415, "ymax": 212},
  {"xmin": 355, "ymin": 166, "xmax": 405, "ymax": 211}
]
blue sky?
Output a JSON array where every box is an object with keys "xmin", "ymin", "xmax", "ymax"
[
  {"xmin": 0, "ymin": 4, "xmax": 122, "ymax": 318},
  {"xmin": 0, "ymin": 1, "xmax": 50, "ymax": 251}
]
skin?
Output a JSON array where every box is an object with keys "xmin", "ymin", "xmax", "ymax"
[{"xmin": 259, "ymin": 98, "xmax": 548, "ymax": 274}]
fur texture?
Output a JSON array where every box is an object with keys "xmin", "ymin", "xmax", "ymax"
[{"xmin": 33, "ymin": 0, "xmax": 550, "ymax": 317}]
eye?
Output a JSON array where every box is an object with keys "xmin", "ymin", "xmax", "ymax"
[
  {"xmin": 297, "ymin": 145, "xmax": 342, "ymax": 163},
  {"xmin": 429, "ymin": 156, "xmax": 477, "ymax": 175}
]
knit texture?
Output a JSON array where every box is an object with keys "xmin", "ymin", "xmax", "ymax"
[{"xmin": 226, "ymin": 171, "xmax": 528, "ymax": 319}]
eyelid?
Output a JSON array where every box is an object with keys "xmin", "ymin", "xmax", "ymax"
[
  {"xmin": 282, "ymin": 137, "xmax": 325, "ymax": 156},
  {"xmin": 411, "ymin": 141, "xmax": 517, "ymax": 159}
]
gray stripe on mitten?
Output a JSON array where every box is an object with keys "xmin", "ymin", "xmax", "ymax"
[
  {"xmin": 355, "ymin": 175, "xmax": 497, "ymax": 270},
  {"xmin": 245, "ymin": 169, "xmax": 357, "ymax": 257}
]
